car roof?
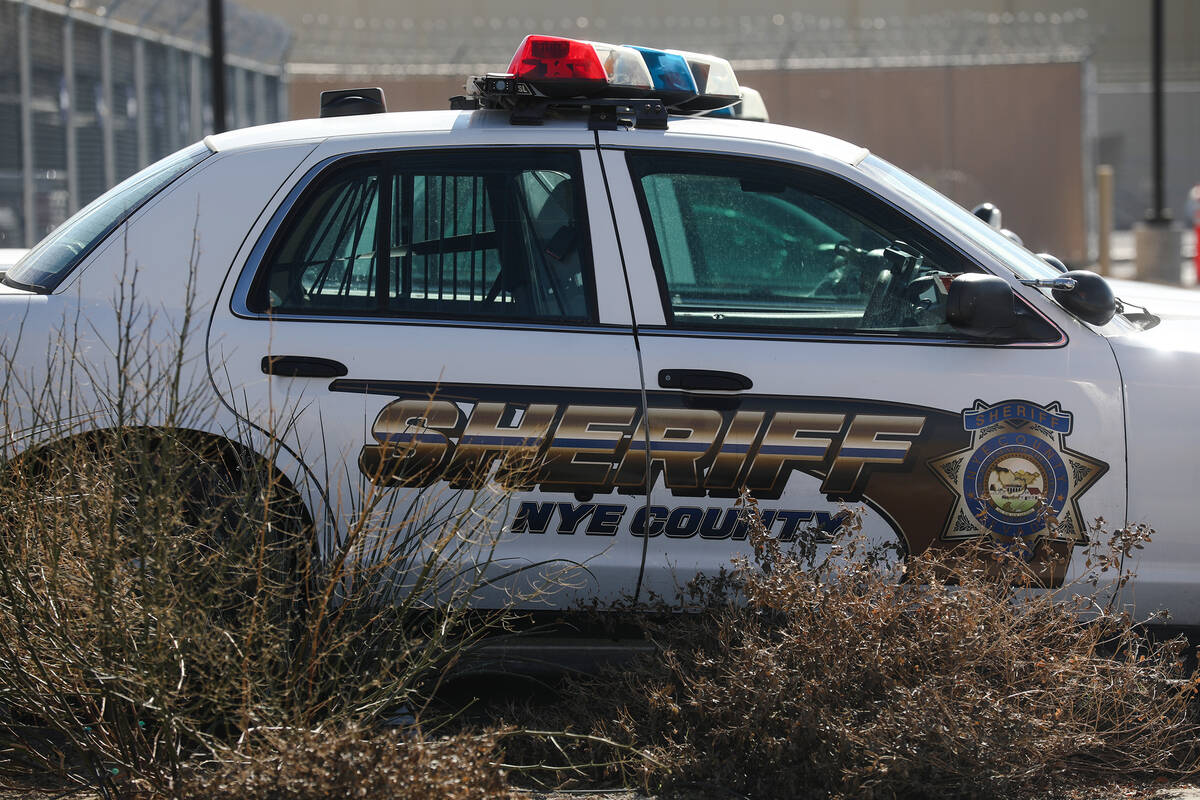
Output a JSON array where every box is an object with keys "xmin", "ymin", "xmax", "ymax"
[{"xmin": 204, "ymin": 108, "xmax": 870, "ymax": 166}]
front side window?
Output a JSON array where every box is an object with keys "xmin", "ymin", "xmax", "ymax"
[
  {"xmin": 251, "ymin": 150, "xmax": 595, "ymax": 323},
  {"xmin": 627, "ymin": 152, "xmax": 977, "ymax": 336}
]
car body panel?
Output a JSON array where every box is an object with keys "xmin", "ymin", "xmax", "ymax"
[
  {"xmin": 1, "ymin": 106, "xmax": 1195, "ymax": 624},
  {"xmin": 1107, "ymin": 320, "xmax": 1200, "ymax": 621},
  {"xmin": 1106, "ymin": 278, "xmax": 1200, "ymax": 321}
]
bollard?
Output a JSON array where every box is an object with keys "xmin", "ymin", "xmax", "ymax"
[{"xmin": 1097, "ymin": 165, "xmax": 1114, "ymax": 275}]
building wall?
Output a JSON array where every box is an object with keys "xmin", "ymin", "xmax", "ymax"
[
  {"xmin": 744, "ymin": 63, "xmax": 1087, "ymax": 262},
  {"xmin": 253, "ymin": 0, "xmax": 1198, "ymax": 81},
  {"xmin": 0, "ymin": 0, "xmax": 289, "ymax": 248},
  {"xmin": 269, "ymin": 0, "xmax": 1198, "ymax": 234},
  {"xmin": 291, "ymin": 60, "xmax": 1089, "ymax": 263}
]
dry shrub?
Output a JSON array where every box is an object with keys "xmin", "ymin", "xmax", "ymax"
[
  {"xmin": 503, "ymin": 496, "xmax": 1200, "ymax": 799},
  {"xmin": 182, "ymin": 725, "xmax": 512, "ymax": 800},
  {"xmin": 0, "ymin": 422, "xmax": 521, "ymax": 797},
  {"xmin": 0, "ymin": 279, "xmax": 531, "ymax": 797}
]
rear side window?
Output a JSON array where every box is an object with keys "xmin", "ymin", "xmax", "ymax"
[
  {"xmin": 249, "ymin": 149, "xmax": 595, "ymax": 323},
  {"xmin": 3, "ymin": 143, "xmax": 212, "ymax": 292}
]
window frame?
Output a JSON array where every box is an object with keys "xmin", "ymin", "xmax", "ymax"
[
  {"xmin": 240, "ymin": 148, "xmax": 600, "ymax": 326},
  {"xmin": 623, "ymin": 150, "xmax": 1061, "ymax": 345}
]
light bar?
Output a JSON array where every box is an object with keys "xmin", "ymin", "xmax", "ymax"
[{"xmin": 470, "ymin": 35, "xmax": 749, "ymax": 118}]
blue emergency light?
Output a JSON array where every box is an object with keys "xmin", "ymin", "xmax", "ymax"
[{"xmin": 628, "ymin": 46, "xmax": 699, "ymax": 106}]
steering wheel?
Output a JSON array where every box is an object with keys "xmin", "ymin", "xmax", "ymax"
[
  {"xmin": 859, "ymin": 268, "xmax": 899, "ymax": 329},
  {"xmin": 858, "ymin": 244, "xmax": 921, "ymax": 329}
]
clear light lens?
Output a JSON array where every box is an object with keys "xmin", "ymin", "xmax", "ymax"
[
  {"xmin": 736, "ymin": 87, "xmax": 769, "ymax": 121},
  {"xmin": 707, "ymin": 86, "xmax": 770, "ymax": 121},
  {"xmin": 589, "ymin": 42, "xmax": 653, "ymax": 89},
  {"xmin": 666, "ymin": 49, "xmax": 741, "ymax": 109}
]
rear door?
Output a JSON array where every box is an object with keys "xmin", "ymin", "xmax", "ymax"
[
  {"xmin": 597, "ymin": 136, "xmax": 1125, "ymax": 600},
  {"xmin": 210, "ymin": 130, "xmax": 649, "ymax": 606}
]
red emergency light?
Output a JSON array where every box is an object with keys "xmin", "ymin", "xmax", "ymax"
[{"xmin": 507, "ymin": 35, "xmax": 609, "ymax": 98}]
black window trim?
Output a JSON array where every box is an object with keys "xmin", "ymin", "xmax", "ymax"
[
  {"xmin": 619, "ymin": 148, "xmax": 1067, "ymax": 349},
  {"xmin": 236, "ymin": 147, "xmax": 601, "ymax": 327}
]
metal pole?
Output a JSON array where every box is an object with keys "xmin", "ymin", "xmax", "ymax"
[
  {"xmin": 1135, "ymin": 0, "xmax": 1183, "ymax": 283},
  {"xmin": 165, "ymin": 48, "xmax": 179, "ymax": 151},
  {"xmin": 100, "ymin": 0, "xmax": 127, "ymax": 188},
  {"xmin": 253, "ymin": 70, "xmax": 266, "ymax": 125},
  {"xmin": 100, "ymin": 21, "xmax": 115, "ymax": 190},
  {"xmin": 1149, "ymin": 0, "xmax": 1167, "ymax": 223},
  {"xmin": 64, "ymin": 10, "xmax": 79, "ymax": 215},
  {"xmin": 208, "ymin": 0, "xmax": 226, "ymax": 133},
  {"xmin": 18, "ymin": 1, "xmax": 34, "ymax": 247},
  {"xmin": 134, "ymin": 38, "xmax": 149, "ymax": 167},
  {"xmin": 1097, "ymin": 165, "xmax": 1114, "ymax": 275},
  {"xmin": 190, "ymin": 51, "xmax": 202, "ymax": 140},
  {"xmin": 234, "ymin": 66, "xmax": 246, "ymax": 129}
]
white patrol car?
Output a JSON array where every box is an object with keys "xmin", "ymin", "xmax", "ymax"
[{"xmin": 2, "ymin": 36, "xmax": 1199, "ymax": 623}]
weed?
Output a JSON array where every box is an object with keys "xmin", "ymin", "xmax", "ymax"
[
  {"xmin": 501, "ymin": 495, "xmax": 1200, "ymax": 799},
  {"xmin": 0, "ymin": 272, "xmax": 531, "ymax": 797},
  {"xmin": 181, "ymin": 724, "xmax": 512, "ymax": 800}
]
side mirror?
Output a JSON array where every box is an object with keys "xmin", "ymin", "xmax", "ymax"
[
  {"xmin": 1052, "ymin": 270, "xmax": 1116, "ymax": 326},
  {"xmin": 947, "ymin": 273, "xmax": 1017, "ymax": 338}
]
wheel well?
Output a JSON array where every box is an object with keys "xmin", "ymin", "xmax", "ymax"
[{"xmin": 8, "ymin": 426, "xmax": 313, "ymax": 530}]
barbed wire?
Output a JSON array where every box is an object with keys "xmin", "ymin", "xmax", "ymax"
[
  {"xmin": 287, "ymin": 8, "xmax": 1098, "ymax": 73},
  {"xmin": 48, "ymin": 0, "xmax": 289, "ymax": 63}
]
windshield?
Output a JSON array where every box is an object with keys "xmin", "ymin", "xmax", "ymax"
[
  {"xmin": 859, "ymin": 155, "xmax": 1063, "ymax": 282},
  {"xmin": 4, "ymin": 143, "xmax": 212, "ymax": 292}
]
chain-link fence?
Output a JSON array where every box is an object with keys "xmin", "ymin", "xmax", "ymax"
[{"xmin": 0, "ymin": 0, "xmax": 290, "ymax": 248}]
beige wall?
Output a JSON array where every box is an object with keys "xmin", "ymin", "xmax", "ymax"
[
  {"xmin": 256, "ymin": 0, "xmax": 1198, "ymax": 80},
  {"xmin": 742, "ymin": 63, "xmax": 1086, "ymax": 262},
  {"xmin": 291, "ymin": 61, "xmax": 1087, "ymax": 262}
]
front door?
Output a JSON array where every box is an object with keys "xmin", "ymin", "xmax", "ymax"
[{"xmin": 598, "ymin": 142, "xmax": 1125, "ymax": 600}]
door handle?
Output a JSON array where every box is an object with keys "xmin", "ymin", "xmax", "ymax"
[
  {"xmin": 261, "ymin": 355, "xmax": 349, "ymax": 378},
  {"xmin": 658, "ymin": 369, "xmax": 753, "ymax": 391}
]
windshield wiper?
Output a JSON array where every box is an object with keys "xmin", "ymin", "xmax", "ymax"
[{"xmin": 1115, "ymin": 297, "xmax": 1160, "ymax": 330}]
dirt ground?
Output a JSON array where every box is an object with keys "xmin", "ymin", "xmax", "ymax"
[{"xmin": 4, "ymin": 784, "xmax": 1199, "ymax": 799}]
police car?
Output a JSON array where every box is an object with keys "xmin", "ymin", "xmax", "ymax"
[{"xmin": 3, "ymin": 35, "xmax": 1199, "ymax": 624}]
